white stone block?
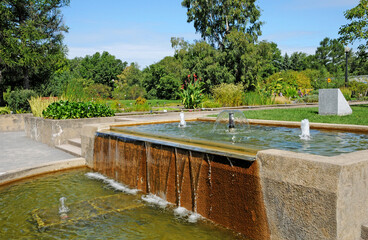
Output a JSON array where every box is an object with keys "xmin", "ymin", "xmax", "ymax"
[{"xmin": 318, "ymin": 89, "xmax": 352, "ymax": 116}]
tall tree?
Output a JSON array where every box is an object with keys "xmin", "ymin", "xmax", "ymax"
[
  {"xmin": 72, "ymin": 52, "xmax": 127, "ymax": 88},
  {"xmin": 181, "ymin": 0, "xmax": 262, "ymax": 49},
  {"xmin": 282, "ymin": 53, "xmax": 291, "ymax": 70},
  {"xmin": 0, "ymin": 0, "xmax": 70, "ymax": 89},
  {"xmin": 315, "ymin": 37, "xmax": 345, "ymax": 74},
  {"xmin": 339, "ymin": 0, "xmax": 368, "ymax": 47},
  {"xmin": 289, "ymin": 52, "xmax": 308, "ymax": 71}
]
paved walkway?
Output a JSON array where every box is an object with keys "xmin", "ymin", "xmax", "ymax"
[{"xmin": 0, "ymin": 131, "xmax": 74, "ymax": 174}]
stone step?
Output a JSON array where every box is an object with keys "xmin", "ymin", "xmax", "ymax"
[
  {"xmin": 68, "ymin": 138, "xmax": 81, "ymax": 148},
  {"xmin": 56, "ymin": 144, "xmax": 81, "ymax": 157}
]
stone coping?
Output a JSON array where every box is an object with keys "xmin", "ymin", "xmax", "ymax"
[
  {"xmin": 0, "ymin": 113, "xmax": 32, "ymax": 132},
  {"xmin": 0, "ymin": 158, "xmax": 86, "ymax": 186}
]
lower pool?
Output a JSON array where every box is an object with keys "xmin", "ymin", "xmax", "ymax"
[{"xmin": 0, "ymin": 169, "xmax": 245, "ymax": 239}]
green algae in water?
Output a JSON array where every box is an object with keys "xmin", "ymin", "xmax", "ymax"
[{"xmin": 0, "ymin": 169, "xmax": 245, "ymax": 239}]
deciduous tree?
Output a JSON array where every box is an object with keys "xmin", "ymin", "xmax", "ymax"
[
  {"xmin": 339, "ymin": 0, "xmax": 368, "ymax": 47},
  {"xmin": 181, "ymin": 0, "xmax": 262, "ymax": 49}
]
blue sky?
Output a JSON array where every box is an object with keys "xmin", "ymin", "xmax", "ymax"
[{"xmin": 62, "ymin": 0, "xmax": 360, "ymax": 68}]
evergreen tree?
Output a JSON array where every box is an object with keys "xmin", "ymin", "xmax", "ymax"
[{"xmin": 0, "ymin": 0, "xmax": 70, "ymax": 90}]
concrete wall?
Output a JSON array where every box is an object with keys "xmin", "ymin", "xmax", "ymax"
[
  {"xmin": 24, "ymin": 116, "xmax": 117, "ymax": 147},
  {"xmin": 0, "ymin": 114, "xmax": 32, "ymax": 132},
  {"xmin": 257, "ymin": 149, "xmax": 368, "ymax": 240}
]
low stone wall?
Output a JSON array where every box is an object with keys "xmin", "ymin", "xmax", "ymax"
[
  {"xmin": 0, "ymin": 113, "xmax": 32, "ymax": 132},
  {"xmin": 24, "ymin": 116, "xmax": 118, "ymax": 147},
  {"xmin": 257, "ymin": 149, "xmax": 368, "ymax": 240}
]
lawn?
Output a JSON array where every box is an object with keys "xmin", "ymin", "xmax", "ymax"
[
  {"xmin": 242, "ymin": 105, "xmax": 368, "ymax": 126},
  {"xmin": 106, "ymin": 99, "xmax": 182, "ymax": 107}
]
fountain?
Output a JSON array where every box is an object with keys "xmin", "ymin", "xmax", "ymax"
[
  {"xmin": 59, "ymin": 197, "xmax": 69, "ymax": 220},
  {"xmin": 299, "ymin": 119, "xmax": 311, "ymax": 140},
  {"xmin": 212, "ymin": 110, "xmax": 249, "ymax": 133},
  {"xmin": 178, "ymin": 112, "xmax": 186, "ymax": 128}
]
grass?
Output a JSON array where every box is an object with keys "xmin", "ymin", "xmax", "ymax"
[
  {"xmin": 242, "ymin": 105, "xmax": 368, "ymax": 126},
  {"xmin": 106, "ymin": 99, "xmax": 182, "ymax": 107}
]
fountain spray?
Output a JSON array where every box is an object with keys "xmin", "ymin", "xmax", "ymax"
[
  {"xmin": 229, "ymin": 112, "xmax": 235, "ymax": 129},
  {"xmin": 300, "ymin": 119, "xmax": 311, "ymax": 140},
  {"xmin": 178, "ymin": 112, "xmax": 186, "ymax": 128}
]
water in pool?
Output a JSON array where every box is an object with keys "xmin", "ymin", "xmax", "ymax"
[
  {"xmin": 0, "ymin": 169, "xmax": 246, "ymax": 239},
  {"xmin": 112, "ymin": 121, "xmax": 368, "ymax": 156}
]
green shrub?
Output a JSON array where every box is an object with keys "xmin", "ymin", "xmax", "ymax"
[
  {"xmin": 0, "ymin": 107, "xmax": 11, "ymax": 115},
  {"xmin": 339, "ymin": 87, "xmax": 352, "ymax": 100},
  {"xmin": 212, "ymin": 83, "xmax": 244, "ymax": 107},
  {"xmin": 302, "ymin": 94, "xmax": 319, "ymax": 103},
  {"xmin": 201, "ymin": 99, "xmax": 222, "ymax": 108},
  {"xmin": 42, "ymin": 100, "xmax": 115, "ymax": 119},
  {"xmin": 6, "ymin": 89, "xmax": 37, "ymax": 113},
  {"xmin": 349, "ymin": 81, "xmax": 368, "ymax": 99},
  {"xmin": 84, "ymin": 83, "xmax": 112, "ymax": 100},
  {"xmin": 135, "ymin": 96, "xmax": 147, "ymax": 105}
]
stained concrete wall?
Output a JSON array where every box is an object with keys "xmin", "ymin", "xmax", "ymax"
[
  {"xmin": 0, "ymin": 114, "xmax": 32, "ymax": 132},
  {"xmin": 24, "ymin": 116, "xmax": 117, "ymax": 147},
  {"xmin": 257, "ymin": 149, "xmax": 368, "ymax": 240}
]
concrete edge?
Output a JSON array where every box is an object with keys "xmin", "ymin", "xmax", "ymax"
[{"xmin": 0, "ymin": 158, "xmax": 87, "ymax": 186}]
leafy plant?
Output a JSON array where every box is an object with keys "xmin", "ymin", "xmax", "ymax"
[
  {"xmin": 42, "ymin": 100, "xmax": 115, "ymax": 119},
  {"xmin": 212, "ymin": 83, "xmax": 244, "ymax": 107},
  {"xmin": 0, "ymin": 107, "xmax": 11, "ymax": 115},
  {"xmin": 284, "ymin": 87, "xmax": 298, "ymax": 99},
  {"xmin": 6, "ymin": 89, "xmax": 37, "ymax": 113},
  {"xmin": 28, "ymin": 96, "xmax": 59, "ymax": 117},
  {"xmin": 179, "ymin": 74, "xmax": 204, "ymax": 109},
  {"xmin": 349, "ymin": 81, "xmax": 368, "ymax": 99}
]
